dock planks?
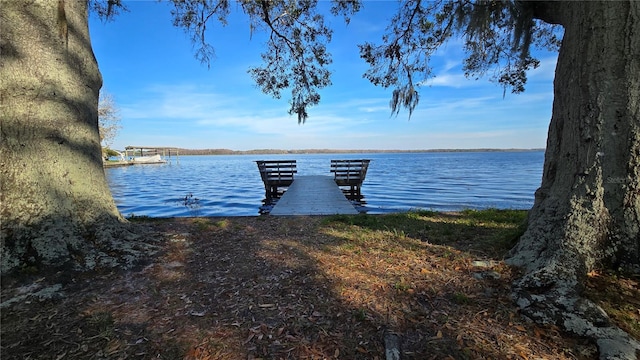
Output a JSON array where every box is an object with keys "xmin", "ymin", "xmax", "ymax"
[{"xmin": 270, "ymin": 176, "xmax": 358, "ymax": 216}]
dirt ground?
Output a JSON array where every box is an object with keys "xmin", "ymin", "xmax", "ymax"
[{"xmin": 1, "ymin": 215, "xmax": 637, "ymax": 359}]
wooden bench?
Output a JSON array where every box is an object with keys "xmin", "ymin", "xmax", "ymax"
[
  {"xmin": 256, "ymin": 160, "xmax": 297, "ymax": 200},
  {"xmin": 330, "ymin": 159, "xmax": 370, "ymax": 196}
]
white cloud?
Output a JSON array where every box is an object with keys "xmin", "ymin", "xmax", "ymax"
[
  {"xmin": 112, "ymin": 59, "xmax": 553, "ymax": 151},
  {"xmin": 423, "ymin": 73, "xmax": 476, "ymax": 88},
  {"xmin": 529, "ymin": 56, "xmax": 558, "ymax": 81}
]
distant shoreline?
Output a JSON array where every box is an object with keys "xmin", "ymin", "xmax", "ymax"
[{"xmin": 120, "ymin": 148, "xmax": 545, "ymax": 156}]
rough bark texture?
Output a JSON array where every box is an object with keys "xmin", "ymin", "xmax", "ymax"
[
  {"xmin": 507, "ymin": 2, "xmax": 640, "ymax": 359},
  {"xmin": 0, "ymin": 0, "xmax": 144, "ymax": 274}
]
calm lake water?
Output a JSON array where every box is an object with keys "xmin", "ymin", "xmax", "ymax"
[{"xmin": 105, "ymin": 151, "xmax": 544, "ymax": 217}]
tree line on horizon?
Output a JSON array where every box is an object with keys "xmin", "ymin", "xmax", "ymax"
[{"xmin": 119, "ymin": 147, "xmax": 545, "ymax": 156}]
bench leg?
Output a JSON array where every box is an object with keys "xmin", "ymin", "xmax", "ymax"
[
  {"xmin": 264, "ymin": 185, "xmax": 274, "ymax": 202},
  {"xmin": 266, "ymin": 185, "xmax": 279, "ymax": 201}
]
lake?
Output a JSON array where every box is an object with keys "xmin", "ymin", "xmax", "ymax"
[{"xmin": 105, "ymin": 151, "xmax": 544, "ymax": 217}]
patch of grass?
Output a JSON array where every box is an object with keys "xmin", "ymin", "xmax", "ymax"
[
  {"xmin": 460, "ymin": 208, "xmax": 526, "ymax": 225},
  {"xmin": 85, "ymin": 311, "xmax": 115, "ymax": 337},
  {"xmin": 126, "ymin": 214, "xmax": 168, "ymax": 222},
  {"xmin": 214, "ymin": 219, "xmax": 231, "ymax": 229},
  {"xmin": 411, "ymin": 209, "xmax": 441, "ymax": 217},
  {"xmin": 452, "ymin": 292, "xmax": 471, "ymax": 305},
  {"xmin": 585, "ymin": 272, "xmax": 640, "ymax": 339},
  {"xmin": 191, "ymin": 218, "xmax": 212, "ymax": 230},
  {"xmin": 394, "ymin": 278, "xmax": 412, "ymax": 292},
  {"xmin": 324, "ymin": 209, "xmax": 529, "ymax": 257},
  {"xmin": 460, "ymin": 208, "xmax": 528, "ymax": 251},
  {"xmin": 353, "ymin": 308, "xmax": 367, "ymax": 322},
  {"xmin": 323, "ymin": 213, "xmax": 381, "ymax": 228},
  {"xmin": 126, "ymin": 213, "xmax": 151, "ymax": 221},
  {"xmin": 189, "ymin": 218, "xmax": 232, "ymax": 231}
]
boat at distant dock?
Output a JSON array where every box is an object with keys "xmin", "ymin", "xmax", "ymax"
[
  {"xmin": 103, "ymin": 148, "xmax": 173, "ymax": 167},
  {"xmin": 130, "ymin": 154, "xmax": 167, "ymax": 164},
  {"xmin": 125, "ymin": 146, "xmax": 177, "ymax": 165}
]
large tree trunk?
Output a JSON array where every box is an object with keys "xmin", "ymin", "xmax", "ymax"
[
  {"xmin": 0, "ymin": 0, "xmax": 141, "ymax": 274},
  {"xmin": 508, "ymin": 1, "xmax": 640, "ymax": 359}
]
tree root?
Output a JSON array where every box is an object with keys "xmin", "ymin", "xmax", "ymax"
[{"xmin": 510, "ymin": 266, "xmax": 640, "ymax": 360}]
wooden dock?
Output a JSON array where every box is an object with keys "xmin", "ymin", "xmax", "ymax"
[{"xmin": 270, "ymin": 176, "xmax": 359, "ymax": 216}]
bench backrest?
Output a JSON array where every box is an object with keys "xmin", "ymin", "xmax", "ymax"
[
  {"xmin": 330, "ymin": 159, "xmax": 370, "ymax": 183},
  {"xmin": 256, "ymin": 160, "xmax": 297, "ymax": 184}
]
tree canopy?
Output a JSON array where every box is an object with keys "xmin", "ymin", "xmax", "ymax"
[
  {"xmin": 167, "ymin": 0, "xmax": 561, "ymax": 120},
  {"xmin": 171, "ymin": 0, "xmax": 362, "ymax": 123},
  {"xmin": 359, "ymin": 0, "xmax": 561, "ymax": 116},
  {"xmin": 95, "ymin": 0, "xmax": 559, "ymax": 122}
]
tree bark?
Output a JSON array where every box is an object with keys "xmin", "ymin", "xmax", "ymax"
[
  {"xmin": 507, "ymin": 1, "xmax": 640, "ymax": 359},
  {"xmin": 1, "ymin": 0, "xmax": 141, "ymax": 274}
]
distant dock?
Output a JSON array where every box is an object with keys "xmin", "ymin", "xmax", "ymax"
[
  {"xmin": 103, "ymin": 161, "xmax": 134, "ymax": 168},
  {"xmin": 270, "ymin": 176, "xmax": 359, "ymax": 216},
  {"xmin": 103, "ymin": 146, "xmax": 178, "ymax": 167}
]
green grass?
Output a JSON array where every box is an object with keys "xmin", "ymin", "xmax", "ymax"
[
  {"xmin": 126, "ymin": 214, "xmax": 169, "ymax": 222},
  {"xmin": 460, "ymin": 208, "xmax": 526, "ymax": 224},
  {"xmin": 323, "ymin": 209, "xmax": 528, "ymax": 255},
  {"xmin": 452, "ymin": 291, "xmax": 471, "ymax": 305}
]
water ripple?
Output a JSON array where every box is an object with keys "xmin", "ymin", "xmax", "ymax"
[{"xmin": 105, "ymin": 151, "xmax": 544, "ymax": 217}]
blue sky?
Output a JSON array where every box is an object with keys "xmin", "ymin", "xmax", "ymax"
[{"xmin": 90, "ymin": 1, "xmax": 559, "ymax": 151}]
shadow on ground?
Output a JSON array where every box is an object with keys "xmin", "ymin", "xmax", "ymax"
[{"xmin": 1, "ymin": 213, "xmax": 599, "ymax": 359}]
